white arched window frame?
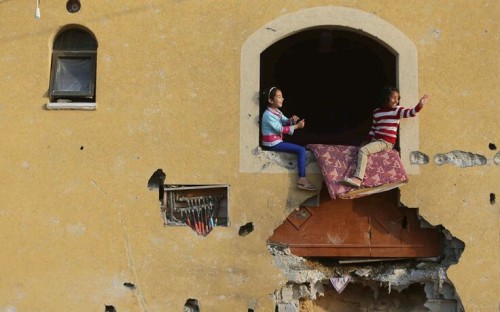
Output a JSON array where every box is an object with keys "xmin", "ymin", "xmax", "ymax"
[{"xmin": 240, "ymin": 6, "xmax": 420, "ymax": 175}]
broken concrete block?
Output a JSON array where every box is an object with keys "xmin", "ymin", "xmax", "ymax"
[{"xmin": 281, "ymin": 285, "xmax": 294, "ymax": 302}]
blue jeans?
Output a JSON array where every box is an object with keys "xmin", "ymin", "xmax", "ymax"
[{"xmin": 267, "ymin": 142, "xmax": 306, "ymax": 177}]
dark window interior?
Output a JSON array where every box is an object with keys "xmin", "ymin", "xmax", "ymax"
[
  {"xmin": 260, "ymin": 28, "xmax": 396, "ymax": 147},
  {"xmin": 49, "ymin": 28, "xmax": 98, "ymax": 102}
]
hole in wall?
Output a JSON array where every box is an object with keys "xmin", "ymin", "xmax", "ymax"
[
  {"xmin": 268, "ymin": 189, "xmax": 465, "ymax": 311},
  {"xmin": 315, "ymin": 283, "xmax": 427, "ymax": 310},
  {"xmin": 159, "ymin": 184, "xmax": 230, "ymax": 236},
  {"xmin": 239, "ymin": 222, "xmax": 254, "ymax": 237},
  {"xmin": 80, "ymin": 146, "xmax": 84, "ymax": 150},
  {"xmin": 184, "ymin": 298, "xmax": 200, "ymax": 312},
  {"xmin": 488, "ymin": 143, "xmax": 496, "ymax": 150},
  {"xmin": 123, "ymin": 282, "xmax": 135, "ymax": 290},
  {"xmin": 147, "ymin": 169, "xmax": 166, "ymax": 190},
  {"xmin": 490, "ymin": 193, "xmax": 496, "ymax": 205},
  {"xmin": 147, "ymin": 169, "xmax": 166, "ymax": 201},
  {"xmin": 104, "ymin": 305, "xmax": 116, "ymax": 312}
]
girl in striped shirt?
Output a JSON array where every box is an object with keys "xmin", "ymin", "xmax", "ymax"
[
  {"xmin": 261, "ymin": 87, "xmax": 317, "ymax": 191},
  {"xmin": 343, "ymin": 87, "xmax": 430, "ymax": 188}
]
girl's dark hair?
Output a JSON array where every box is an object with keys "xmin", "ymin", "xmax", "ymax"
[
  {"xmin": 260, "ymin": 86, "xmax": 280, "ymax": 106},
  {"xmin": 379, "ymin": 87, "xmax": 400, "ymax": 106}
]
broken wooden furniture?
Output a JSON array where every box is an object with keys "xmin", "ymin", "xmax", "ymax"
[
  {"xmin": 307, "ymin": 144, "xmax": 408, "ymax": 199},
  {"xmin": 268, "ymin": 189, "xmax": 441, "ymax": 258}
]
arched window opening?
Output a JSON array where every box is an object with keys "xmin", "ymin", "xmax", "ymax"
[
  {"xmin": 260, "ymin": 28, "xmax": 396, "ymax": 147},
  {"xmin": 49, "ymin": 27, "xmax": 98, "ymax": 103}
]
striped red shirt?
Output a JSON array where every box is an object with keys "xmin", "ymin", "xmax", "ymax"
[{"xmin": 368, "ymin": 104, "xmax": 422, "ymax": 144}]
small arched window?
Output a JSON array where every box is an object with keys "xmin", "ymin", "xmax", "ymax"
[{"xmin": 49, "ymin": 28, "xmax": 97, "ymax": 102}]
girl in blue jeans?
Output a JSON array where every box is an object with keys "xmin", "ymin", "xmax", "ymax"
[{"xmin": 261, "ymin": 87, "xmax": 317, "ymax": 191}]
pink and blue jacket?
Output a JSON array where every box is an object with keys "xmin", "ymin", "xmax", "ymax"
[{"xmin": 261, "ymin": 108, "xmax": 294, "ymax": 147}]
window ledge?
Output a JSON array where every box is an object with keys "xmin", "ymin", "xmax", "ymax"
[
  {"xmin": 46, "ymin": 102, "xmax": 96, "ymax": 110},
  {"xmin": 252, "ymin": 147, "xmax": 320, "ymax": 173}
]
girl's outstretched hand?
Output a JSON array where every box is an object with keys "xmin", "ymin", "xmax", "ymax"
[{"xmin": 419, "ymin": 94, "xmax": 430, "ymax": 106}]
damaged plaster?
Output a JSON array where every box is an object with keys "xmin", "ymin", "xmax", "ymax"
[
  {"xmin": 252, "ymin": 147, "xmax": 316, "ymax": 171},
  {"xmin": 253, "ymin": 148, "xmax": 497, "ymax": 171},
  {"xmin": 409, "ymin": 151, "xmax": 430, "ymax": 165},
  {"xmin": 434, "ymin": 151, "xmax": 487, "ymax": 167},
  {"xmin": 411, "ymin": 150, "xmax": 500, "ymax": 167}
]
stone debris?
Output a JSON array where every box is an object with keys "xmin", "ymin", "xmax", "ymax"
[{"xmin": 268, "ymin": 226, "xmax": 465, "ymax": 311}]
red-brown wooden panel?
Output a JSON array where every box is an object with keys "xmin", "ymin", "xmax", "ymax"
[{"xmin": 268, "ymin": 189, "xmax": 441, "ymax": 258}]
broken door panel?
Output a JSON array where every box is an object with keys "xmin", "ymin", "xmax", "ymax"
[{"xmin": 268, "ymin": 189, "xmax": 441, "ymax": 258}]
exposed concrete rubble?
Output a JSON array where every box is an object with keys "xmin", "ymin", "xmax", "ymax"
[
  {"xmin": 269, "ymin": 245, "xmax": 325, "ymax": 312},
  {"xmin": 434, "ymin": 151, "xmax": 487, "ymax": 167},
  {"xmin": 252, "ymin": 147, "xmax": 316, "ymax": 170},
  {"xmin": 268, "ymin": 224, "xmax": 465, "ymax": 312},
  {"xmin": 494, "ymin": 151, "xmax": 500, "ymax": 165},
  {"xmin": 409, "ymin": 151, "xmax": 430, "ymax": 165}
]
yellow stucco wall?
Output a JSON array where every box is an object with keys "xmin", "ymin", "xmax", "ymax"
[{"xmin": 0, "ymin": 1, "xmax": 498, "ymax": 311}]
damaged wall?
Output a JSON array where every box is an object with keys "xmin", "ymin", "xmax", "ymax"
[{"xmin": 0, "ymin": 1, "xmax": 498, "ymax": 311}]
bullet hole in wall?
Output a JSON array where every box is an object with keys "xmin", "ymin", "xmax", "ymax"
[
  {"xmin": 104, "ymin": 305, "xmax": 116, "ymax": 312},
  {"xmin": 489, "ymin": 143, "xmax": 496, "ymax": 150},
  {"xmin": 80, "ymin": 146, "xmax": 84, "ymax": 150},
  {"xmin": 147, "ymin": 169, "xmax": 166, "ymax": 189},
  {"xmin": 123, "ymin": 282, "xmax": 135, "ymax": 290},
  {"xmin": 147, "ymin": 169, "xmax": 166, "ymax": 201},
  {"xmin": 239, "ymin": 222, "xmax": 254, "ymax": 237},
  {"xmin": 184, "ymin": 298, "xmax": 200, "ymax": 312},
  {"xmin": 490, "ymin": 193, "xmax": 496, "ymax": 205}
]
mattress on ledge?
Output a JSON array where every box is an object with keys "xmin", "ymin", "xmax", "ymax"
[{"xmin": 307, "ymin": 144, "xmax": 408, "ymax": 199}]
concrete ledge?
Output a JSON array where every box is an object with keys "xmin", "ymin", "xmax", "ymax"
[{"xmin": 46, "ymin": 102, "xmax": 96, "ymax": 110}]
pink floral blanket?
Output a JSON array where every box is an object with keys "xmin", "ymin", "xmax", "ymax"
[{"xmin": 308, "ymin": 144, "xmax": 408, "ymax": 199}]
